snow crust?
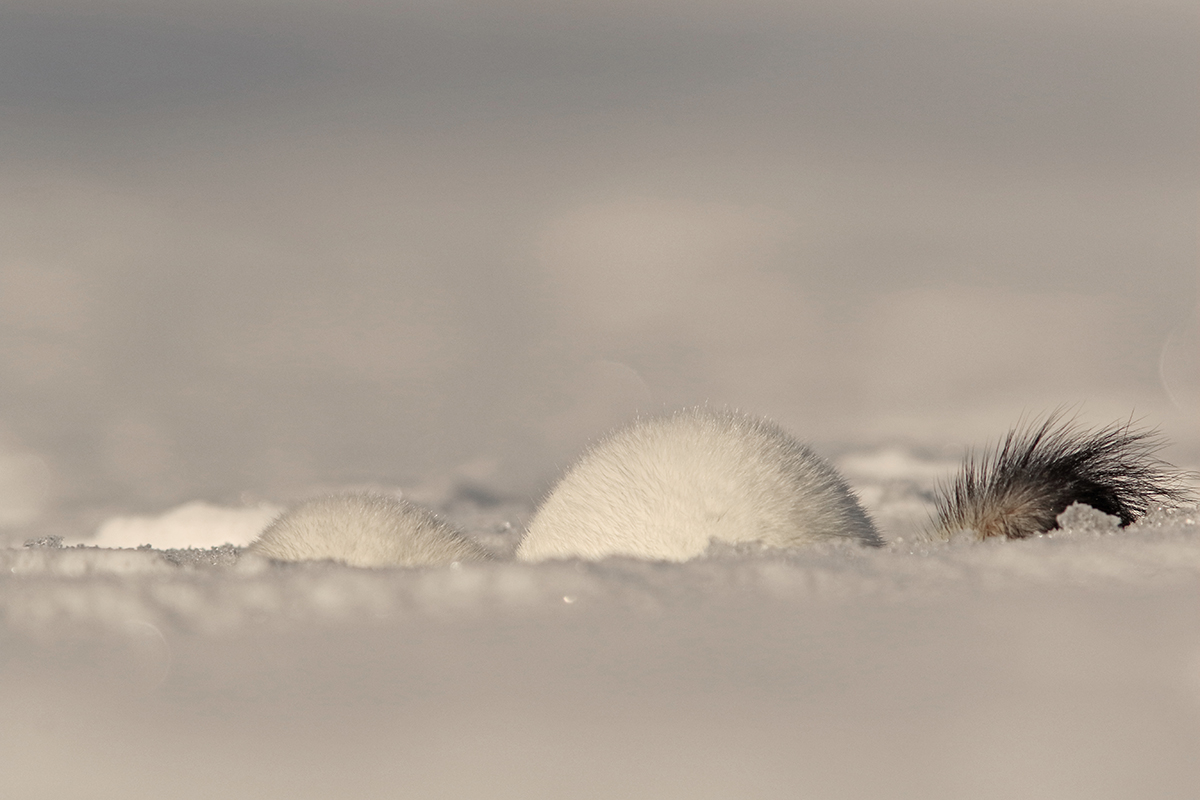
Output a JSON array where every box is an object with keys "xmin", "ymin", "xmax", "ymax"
[{"xmin": 4, "ymin": 498, "xmax": 1198, "ymax": 799}]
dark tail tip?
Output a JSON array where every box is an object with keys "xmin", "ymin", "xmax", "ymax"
[{"xmin": 932, "ymin": 412, "xmax": 1194, "ymax": 541}]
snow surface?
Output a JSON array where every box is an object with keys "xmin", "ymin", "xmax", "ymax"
[
  {"xmin": 4, "ymin": 479, "xmax": 1199, "ymax": 800},
  {"xmin": 86, "ymin": 501, "xmax": 283, "ymax": 550}
]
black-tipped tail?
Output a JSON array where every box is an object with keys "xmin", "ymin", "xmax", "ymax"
[{"xmin": 933, "ymin": 413, "xmax": 1192, "ymax": 541}]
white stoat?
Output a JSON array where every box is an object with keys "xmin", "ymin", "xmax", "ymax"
[
  {"xmin": 516, "ymin": 408, "xmax": 882, "ymax": 562},
  {"xmin": 517, "ymin": 408, "xmax": 1192, "ymax": 562},
  {"xmin": 245, "ymin": 410, "xmax": 1190, "ymax": 567},
  {"xmin": 247, "ymin": 492, "xmax": 491, "ymax": 568}
]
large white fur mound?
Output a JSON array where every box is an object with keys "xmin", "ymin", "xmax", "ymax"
[
  {"xmin": 517, "ymin": 408, "xmax": 881, "ymax": 562},
  {"xmin": 249, "ymin": 493, "xmax": 491, "ymax": 567}
]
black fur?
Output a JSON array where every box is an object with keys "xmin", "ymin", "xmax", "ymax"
[{"xmin": 933, "ymin": 413, "xmax": 1192, "ymax": 540}]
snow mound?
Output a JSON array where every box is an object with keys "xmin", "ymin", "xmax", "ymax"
[{"xmin": 83, "ymin": 501, "xmax": 283, "ymax": 549}]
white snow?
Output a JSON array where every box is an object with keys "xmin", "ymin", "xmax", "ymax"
[
  {"xmin": 3, "ymin": 488, "xmax": 1198, "ymax": 799},
  {"xmin": 82, "ymin": 501, "xmax": 284, "ymax": 550}
]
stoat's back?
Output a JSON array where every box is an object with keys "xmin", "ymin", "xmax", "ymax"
[
  {"xmin": 517, "ymin": 408, "xmax": 882, "ymax": 562},
  {"xmin": 249, "ymin": 492, "xmax": 491, "ymax": 567}
]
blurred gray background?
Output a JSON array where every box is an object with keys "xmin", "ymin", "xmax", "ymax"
[{"xmin": 1, "ymin": 0, "xmax": 1197, "ymax": 537}]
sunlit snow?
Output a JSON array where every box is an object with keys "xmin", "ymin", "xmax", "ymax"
[{"xmin": 4, "ymin": 481, "xmax": 1198, "ymax": 799}]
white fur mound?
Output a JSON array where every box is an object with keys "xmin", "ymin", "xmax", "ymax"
[
  {"xmin": 517, "ymin": 408, "xmax": 881, "ymax": 562},
  {"xmin": 248, "ymin": 493, "xmax": 491, "ymax": 567}
]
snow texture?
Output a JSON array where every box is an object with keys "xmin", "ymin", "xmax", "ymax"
[{"xmin": 4, "ymin": 486, "xmax": 1199, "ymax": 800}]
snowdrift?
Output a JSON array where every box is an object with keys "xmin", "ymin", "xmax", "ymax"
[{"xmin": 4, "ymin": 502, "xmax": 1198, "ymax": 799}]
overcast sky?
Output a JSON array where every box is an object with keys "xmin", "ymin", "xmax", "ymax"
[{"xmin": 0, "ymin": 0, "xmax": 1196, "ymax": 532}]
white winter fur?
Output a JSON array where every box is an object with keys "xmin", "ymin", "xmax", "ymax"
[
  {"xmin": 517, "ymin": 408, "xmax": 882, "ymax": 562},
  {"xmin": 249, "ymin": 493, "xmax": 490, "ymax": 567}
]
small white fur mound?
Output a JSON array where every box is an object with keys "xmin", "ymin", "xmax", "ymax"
[
  {"xmin": 248, "ymin": 493, "xmax": 491, "ymax": 568},
  {"xmin": 517, "ymin": 408, "xmax": 881, "ymax": 562}
]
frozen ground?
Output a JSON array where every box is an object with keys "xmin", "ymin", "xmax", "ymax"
[{"xmin": 4, "ymin": 456, "xmax": 1199, "ymax": 800}]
